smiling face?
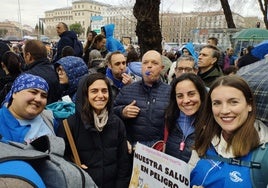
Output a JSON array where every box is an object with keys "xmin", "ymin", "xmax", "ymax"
[
  {"xmin": 9, "ymin": 88, "xmax": 48, "ymax": 120},
  {"xmin": 211, "ymin": 85, "xmax": 252, "ymax": 136},
  {"xmin": 175, "ymin": 80, "xmax": 201, "ymax": 116},
  {"xmin": 87, "ymin": 79, "xmax": 109, "ymax": 114}
]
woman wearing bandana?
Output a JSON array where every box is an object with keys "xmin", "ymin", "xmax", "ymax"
[{"xmin": 0, "ymin": 73, "xmax": 56, "ymax": 144}]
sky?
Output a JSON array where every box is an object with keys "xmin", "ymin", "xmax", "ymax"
[{"xmin": 0, "ymin": 0, "xmax": 262, "ymax": 28}]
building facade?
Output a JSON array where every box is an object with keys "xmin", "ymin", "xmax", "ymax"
[
  {"xmin": 0, "ymin": 20, "xmax": 33, "ymax": 39},
  {"xmin": 41, "ymin": 1, "xmax": 263, "ymax": 48},
  {"xmin": 43, "ymin": 0, "xmax": 107, "ymax": 39},
  {"xmin": 1, "ymin": 0, "xmax": 264, "ymax": 50}
]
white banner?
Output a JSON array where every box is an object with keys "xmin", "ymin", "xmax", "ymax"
[{"xmin": 129, "ymin": 143, "xmax": 190, "ymax": 188}]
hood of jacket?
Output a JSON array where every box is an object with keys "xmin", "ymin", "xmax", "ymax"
[
  {"xmin": 55, "ymin": 56, "xmax": 88, "ymax": 97},
  {"xmin": 182, "ymin": 42, "xmax": 198, "ymax": 63},
  {"xmin": 103, "ymin": 24, "xmax": 115, "ymax": 38},
  {"xmin": 128, "ymin": 61, "xmax": 142, "ymax": 77}
]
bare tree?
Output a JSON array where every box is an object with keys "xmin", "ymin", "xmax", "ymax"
[
  {"xmin": 257, "ymin": 0, "xmax": 268, "ymax": 29},
  {"xmin": 220, "ymin": 0, "xmax": 236, "ymax": 28},
  {"xmin": 195, "ymin": 0, "xmax": 236, "ymax": 28},
  {"xmin": 133, "ymin": 0, "xmax": 162, "ymax": 56}
]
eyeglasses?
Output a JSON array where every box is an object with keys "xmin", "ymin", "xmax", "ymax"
[
  {"xmin": 175, "ymin": 67, "xmax": 193, "ymax": 73},
  {"xmin": 56, "ymin": 66, "xmax": 66, "ymax": 75}
]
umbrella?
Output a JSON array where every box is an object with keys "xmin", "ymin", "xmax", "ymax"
[
  {"xmin": 237, "ymin": 59, "xmax": 268, "ymax": 126},
  {"xmin": 251, "ymin": 40, "xmax": 268, "ymax": 59},
  {"xmin": 232, "ymin": 28, "xmax": 268, "ymax": 40}
]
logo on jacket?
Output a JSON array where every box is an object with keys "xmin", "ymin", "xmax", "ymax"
[{"xmin": 229, "ymin": 171, "xmax": 243, "ymax": 183}]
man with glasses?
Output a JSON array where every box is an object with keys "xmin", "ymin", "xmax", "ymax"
[
  {"xmin": 167, "ymin": 56, "xmax": 197, "ymax": 84},
  {"xmin": 174, "ymin": 56, "xmax": 197, "ymax": 78}
]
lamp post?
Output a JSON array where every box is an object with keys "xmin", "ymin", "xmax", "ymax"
[
  {"xmin": 18, "ymin": 0, "xmax": 23, "ymax": 39},
  {"xmin": 179, "ymin": 0, "xmax": 184, "ymax": 45}
]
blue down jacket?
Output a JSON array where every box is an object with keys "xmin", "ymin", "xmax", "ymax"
[
  {"xmin": 114, "ymin": 79, "xmax": 171, "ymax": 145},
  {"xmin": 103, "ymin": 24, "xmax": 125, "ymax": 53}
]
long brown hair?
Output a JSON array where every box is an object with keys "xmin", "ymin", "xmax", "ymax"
[
  {"xmin": 194, "ymin": 75, "xmax": 259, "ymax": 157},
  {"xmin": 83, "ymin": 31, "xmax": 97, "ymax": 53},
  {"xmin": 90, "ymin": 34, "xmax": 106, "ymax": 50}
]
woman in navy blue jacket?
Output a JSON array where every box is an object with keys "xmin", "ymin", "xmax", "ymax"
[{"xmin": 165, "ymin": 73, "xmax": 207, "ymax": 162}]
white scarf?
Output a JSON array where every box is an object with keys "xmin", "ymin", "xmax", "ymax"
[{"xmin": 93, "ymin": 108, "xmax": 108, "ymax": 132}]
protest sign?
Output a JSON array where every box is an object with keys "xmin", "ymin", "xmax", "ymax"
[{"xmin": 129, "ymin": 143, "xmax": 190, "ymax": 188}]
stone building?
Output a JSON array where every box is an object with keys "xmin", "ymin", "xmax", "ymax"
[
  {"xmin": 43, "ymin": 0, "xmax": 107, "ymax": 39},
  {"xmin": 2, "ymin": 0, "xmax": 263, "ymax": 49}
]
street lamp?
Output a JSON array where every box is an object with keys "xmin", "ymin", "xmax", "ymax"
[
  {"xmin": 179, "ymin": 0, "xmax": 184, "ymax": 45},
  {"xmin": 18, "ymin": 0, "xmax": 23, "ymax": 39}
]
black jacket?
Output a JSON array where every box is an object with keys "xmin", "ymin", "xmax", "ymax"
[
  {"xmin": 53, "ymin": 31, "xmax": 78, "ymax": 63},
  {"xmin": 198, "ymin": 65, "xmax": 223, "ymax": 88},
  {"xmin": 0, "ymin": 74, "xmax": 19, "ymax": 104},
  {"xmin": 58, "ymin": 112, "xmax": 131, "ymax": 188},
  {"xmin": 165, "ymin": 125, "xmax": 195, "ymax": 163},
  {"xmin": 24, "ymin": 58, "xmax": 61, "ymax": 104},
  {"xmin": 237, "ymin": 53, "xmax": 260, "ymax": 69}
]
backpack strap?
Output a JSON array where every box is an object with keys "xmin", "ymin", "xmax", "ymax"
[
  {"xmin": 30, "ymin": 135, "xmax": 65, "ymax": 156},
  {"xmin": 40, "ymin": 110, "xmax": 55, "ymax": 134},
  {"xmin": 203, "ymin": 154, "xmax": 261, "ymax": 169},
  {"xmin": 63, "ymin": 119, "xmax": 82, "ymax": 166},
  {"xmin": 250, "ymin": 142, "xmax": 268, "ymax": 188}
]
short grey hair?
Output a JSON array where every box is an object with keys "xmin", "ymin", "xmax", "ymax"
[{"xmin": 176, "ymin": 55, "xmax": 195, "ymax": 68}]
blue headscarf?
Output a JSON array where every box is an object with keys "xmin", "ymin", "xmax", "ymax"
[{"xmin": 3, "ymin": 73, "xmax": 49, "ymax": 105}]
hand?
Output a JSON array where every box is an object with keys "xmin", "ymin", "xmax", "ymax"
[
  {"xmin": 121, "ymin": 73, "xmax": 133, "ymax": 85},
  {"xmin": 192, "ymin": 186, "xmax": 204, "ymax": 188},
  {"xmin": 81, "ymin": 164, "xmax": 88, "ymax": 169},
  {"xmin": 127, "ymin": 140, "xmax": 132, "ymax": 154},
  {"xmin": 122, "ymin": 100, "xmax": 140, "ymax": 118}
]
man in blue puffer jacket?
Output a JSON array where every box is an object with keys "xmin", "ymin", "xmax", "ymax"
[{"xmin": 114, "ymin": 50, "xmax": 170, "ymax": 152}]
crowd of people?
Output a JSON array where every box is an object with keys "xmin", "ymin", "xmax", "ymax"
[{"xmin": 0, "ymin": 21, "xmax": 267, "ymax": 188}]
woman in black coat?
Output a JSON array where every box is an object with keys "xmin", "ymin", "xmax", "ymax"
[
  {"xmin": 0, "ymin": 51, "xmax": 21, "ymax": 104},
  {"xmin": 58, "ymin": 73, "xmax": 131, "ymax": 188}
]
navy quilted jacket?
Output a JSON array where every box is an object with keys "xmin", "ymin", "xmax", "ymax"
[{"xmin": 114, "ymin": 79, "xmax": 171, "ymax": 145}]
